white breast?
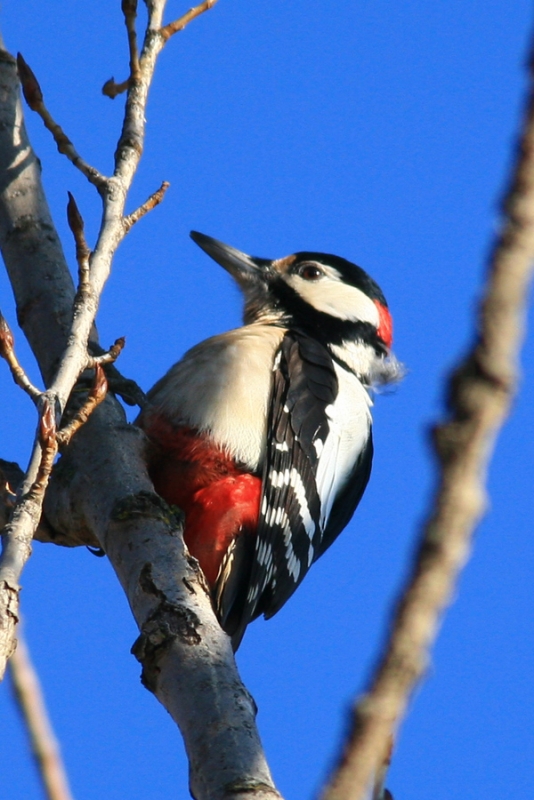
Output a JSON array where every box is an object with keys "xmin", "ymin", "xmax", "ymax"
[{"xmin": 148, "ymin": 323, "xmax": 287, "ymax": 470}]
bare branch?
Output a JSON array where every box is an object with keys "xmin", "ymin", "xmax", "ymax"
[
  {"xmin": 0, "ymin": 51, "xmax": 76, "ymax": 382},
  {"xmin": 9, "ymin": 629, "xmax": 74, "ymax": 800},
  {"xmin": 87, "ymin": 340, "xmax": 146, "ymax": 407},
  {"xmin": 159, "ymin": 0, "xmax": 219, "ymax": 42},
  {"xmin": 1, "ymin": 5, "xmax": 283, "ymax": 795},
  {"xmin": 101, "ymin": 1, "xmax": 141, "ymax": 100},
  {"xmin": 57, "ymin": 364, "xmax": 108, "ymax": 447},
  {"xmin": 0, "ymin": 576, "xmax": 19, "ymax": 673},
  {"xmin": 87, "ymin": 337, "xmax": 126, "ymax": 367},
  {"xmin": 44, "ymin": 401, "xmax": 282, "ymax": 800},
  {"xmin": 16, "ymin": 53, "xmax": 107, "ymax": 190},
  {"xmin": 123, "ymin": 180, "xmax": 170, "ymax": 233},
  {"xmin": 0, "ymin": 311, "xmax": 41, "ymax": 401},
  {"xmin": 0, "ymin": 44, "xmax": 107, "ymax": 658},
  {"xmin": 321, "ymin": 43, "xmax": 534, "ymax": 800},
  {"xmin": 0, "ymin": 460, "xmax": 97, "ymax": 548},
  {"xmin": 123, "ymin": 0, "xmax": 141, "ymax": 82},
  {"xmin": 0, "ymin": 443, "xmax": 45, "ymax": 678}
]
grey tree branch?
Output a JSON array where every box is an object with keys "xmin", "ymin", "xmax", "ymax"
[
  {"xmin": 123, "ymin": 180, "xmax": 170, "ymax": 233},
  {"xmin": 9, "ymin": 628, "xmax": 74, "ymax": 800},
  {"xmin": 0, "ymin": 4, "xmax": 282, "ymax": 799},
  {"xmin": 3, "ymin": 4, "xmax": 531, "ymax": 799},
  {"xmin": 160, "ymin": 0, "xmax": 219, "ymax": 42},
  {"xmin": 0, "ymin": 460, "xmax": 97, "ymax": 548},
  {"xmin": 0, "ymin": 311, "xmax": 41, "ymax": 400},
  {"xmin": 321, "ymin": 39, "xmax": 534, "ymax": 800},
  {"xmin": 16, "ymin": 53, "xmax": 107, "ymax": 190},
  {"xmin": 0, "ymin": 0, "xmax": 180, "ymax": 675}
]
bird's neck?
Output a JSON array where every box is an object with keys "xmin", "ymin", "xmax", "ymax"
[{"xmin": 328, "ymin": 339, "xmax": 402, "ymax": 387}]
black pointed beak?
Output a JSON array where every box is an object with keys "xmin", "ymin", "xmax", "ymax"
[{"xmin": 190, "ymin": 231, "xmax": 272, "ymax": 285}]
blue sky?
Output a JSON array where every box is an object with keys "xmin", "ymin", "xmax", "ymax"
[{"xmin": 1, "ymin": 2, "xmax": 533, "ymax": 798}]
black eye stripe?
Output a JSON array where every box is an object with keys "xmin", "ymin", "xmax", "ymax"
[{"xmin": 270, "ymin": 279, "xmax": 387, "ymax": 354}]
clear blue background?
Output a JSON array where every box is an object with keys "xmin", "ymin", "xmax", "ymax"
[{"xmin": 1, "ymin": 2, "xmax": 533, "ymax": 798}]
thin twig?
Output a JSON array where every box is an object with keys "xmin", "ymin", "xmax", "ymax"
[
  {"xmin": 9, "ymin": 628, "xmax": 74, "ymax": 800},
  {"xmin": 1, "ymin": 4, "xmax": 285, "ymax": 796},
  {"xmin": 123, "ymin": 181, "xmax": 170, "ymax": 233},
  {"xmin": 123, "ymin": 0, "xmax": 141, "ymax": 81},
  {"xmin": 101, "ymin": 1, "xmax": 141, "ymax": 99},
  {"xmin": 87, "ymin": 337, "xmax": 126, "ymax": 368},
  {"xmin": 1, "ymin": 6, "xmax": 171, "ymax": 677},
  {"xmin": 321, "ymin": 40, "xmax": 534, "ymax": 800},
  {"xmin": 16, "ymin": 54, "xmax": 107, "ymax": 190},
  {"xmin": 159, "ymin": 0, "xmax": 219, "ymax": 42},
  {"xmin": 0, "ymin": 312, "xmax": 41, "ymax": 401},
  {"xmin": 0, "ymin": 406, "xmax": 56, "ymax": 678},
  {"xmin": 57, "ymin": 364, "xmax": 108, "ymax": 447}
]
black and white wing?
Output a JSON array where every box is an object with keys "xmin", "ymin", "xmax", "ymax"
[{"xmin": 244, "ymin": 330, "xmax": 374, "ymax": 628}]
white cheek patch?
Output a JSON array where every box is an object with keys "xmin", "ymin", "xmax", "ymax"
[{"xmin": 285, "ymin": 270, "xmax": 380, "ymax": 326}]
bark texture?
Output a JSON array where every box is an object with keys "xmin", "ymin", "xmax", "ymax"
[{"xmin": 0, "ymin": 6, "xmax": 281, "ymax": 798}]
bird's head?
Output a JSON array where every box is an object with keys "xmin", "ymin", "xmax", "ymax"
[{"xmin": 190, "ymin": 231, "xmax": 400, "ymax": 383}]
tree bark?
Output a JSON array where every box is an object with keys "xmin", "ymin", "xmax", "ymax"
[{"xmin": 0, "ymin": 9, "xmax": 281, "ymax": 799}]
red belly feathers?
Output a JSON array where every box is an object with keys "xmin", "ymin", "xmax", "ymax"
[{"xmin": 142, "ymin": 416, "xmax": 261, "ymax": 586}]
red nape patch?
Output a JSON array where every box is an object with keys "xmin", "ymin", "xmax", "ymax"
[
  {"xmin": 374, "ymin": 300, "xmax": 393, "ymax": 348},
  {"xmin": 140, "ymin": 418, "xmax": 261, "ymax": 586}
]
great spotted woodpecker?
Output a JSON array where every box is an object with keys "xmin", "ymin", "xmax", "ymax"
[{"xmin": 137, "ymin": 232, "xmax": 402, "ymax": 648}]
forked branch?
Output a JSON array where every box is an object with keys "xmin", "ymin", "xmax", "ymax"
[
  {"xmin": 1, "ymin": 4, "xmax": 281, "ymax": 799},
  {"xmin": 102, "ymin": 0, "xmax": 141, "ymax": 98},
  {"xmin": 0, "ymin": 313, "xmax": 41, "ymax": 401}
]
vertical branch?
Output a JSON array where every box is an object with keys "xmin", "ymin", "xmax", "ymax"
[
  {"xmin": 9, "ymin": 629, "xmax": 74, "ymax": 800},
  {"xmin": 0, "ymin": 1, "xmax": 172, "ymax": 674},
  {"xmin": 1, "ymin": 5, "xmax": 282, "ymax": 799},
  {"xmin": 122, "ymin": 0, "xmax": 141, "ymax": 81},
  {"xmin": 0, "ymin": 49, "xmax": 76, "ymax": 382},
  {"xmin": 321, "ymin": 35, "xmax": 534, "ymax": 800}
]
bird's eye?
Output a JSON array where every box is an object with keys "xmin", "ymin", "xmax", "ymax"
[{"xmin": 299, "ymin": 264, "xmax": 324, "ymax": 281}]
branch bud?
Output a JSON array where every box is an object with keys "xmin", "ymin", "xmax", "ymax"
[
  {"xmin": 110, "ymin": 337, "xmax": 126, "ymax": 360},
  {"xmin": 16, "ymin": 53, "xmax": 43, "ymax": 111},
  {"xmin": 67, "ymin": 192, "xmax": 85, "ymax": 236},
  {"xmin": 122, "ymin": 0, "xmax": 138, "ymax": 15},
  {"xmin": 92, "ymin": 363, "xmax": 108, "ymax": 405},
  {"xmin": 0, "ymin": 314, "xmax": 14, "ymax": 357},
  {"xmin": 39, "ymin": 399, "xmax": 57, "ymax": 447}
]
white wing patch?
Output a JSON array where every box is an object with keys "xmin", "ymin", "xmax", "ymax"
[{"xmin": 315, "ymin": 363, "xmax": 372, "ymax": 527}]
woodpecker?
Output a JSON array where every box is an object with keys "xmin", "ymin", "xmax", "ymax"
[{"xmin": 137, "ymin": 232, "xmax": 402, "ymax": 648}]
